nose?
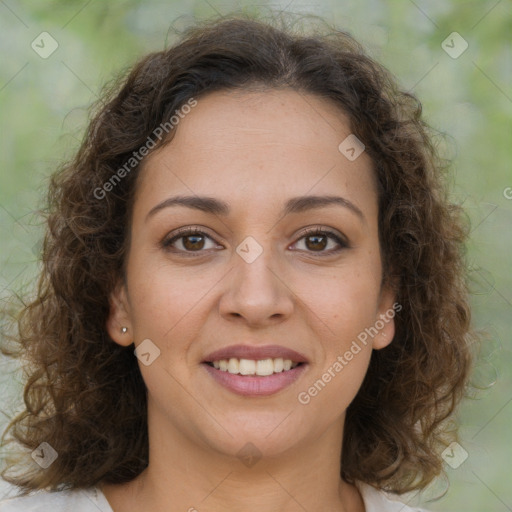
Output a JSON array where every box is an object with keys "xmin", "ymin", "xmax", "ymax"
[{"xmin": 218, "ymin": 242, "xmax": 294, "ymax": 327}]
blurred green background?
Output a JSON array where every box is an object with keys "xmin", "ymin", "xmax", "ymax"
[{"xmin": 0, "ymin": 1, "xmax": 511, "ymax": 510}]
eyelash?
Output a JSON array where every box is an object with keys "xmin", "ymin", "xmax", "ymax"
[{"xmin": 161, "ymin": 225, "xmax": 349, "ymax": 257}]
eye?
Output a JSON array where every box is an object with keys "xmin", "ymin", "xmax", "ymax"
[
  {"xmin": 161, "ymin": 227, "xmax": 220, "ymax": 255},
  {"xmin": 292, "ymin": 226, "xmax": 349, "ymax": 255},
  {"xmin": 161, "ymin": 225, "xmax": 349, "ymax": 257}
]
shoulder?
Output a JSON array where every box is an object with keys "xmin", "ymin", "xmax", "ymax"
[
  {"xmin": 356, "ymin": 480, "xmax": 432, "ymax": 512},
  {"xmin": 0, "ymin": 486, "xmax": 112, "ymax": 512}
]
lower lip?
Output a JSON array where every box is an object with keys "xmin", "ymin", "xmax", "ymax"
[{"xmin": 202, "ymin": 363, "xmax": 308, "ymax": 396}]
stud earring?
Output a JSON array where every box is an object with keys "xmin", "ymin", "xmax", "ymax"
[{"xmin": 121, "ymin": 326, "xmax": 128, "ymax": 333}]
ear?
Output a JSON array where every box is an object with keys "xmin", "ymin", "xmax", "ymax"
[
  {"xmin": 372, "ymin": 284, "xmax": 399, "ymax": 350},
  {"xmin": 106, "ymin": 280, "xmax": 133, "ymax": 347}
]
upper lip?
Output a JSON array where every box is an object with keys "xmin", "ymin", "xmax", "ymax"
[{"xmin": 203, "ymin": 344, "xmax": 309, "ymax": 363}]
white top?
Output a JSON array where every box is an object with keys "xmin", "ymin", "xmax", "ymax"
[{"xmin": 0, "ymin": 481, "xmax": 430, "ymax": 511}]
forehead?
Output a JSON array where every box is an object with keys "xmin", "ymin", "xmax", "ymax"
[{"xmin": 134, "ymin": 88, "xmax": 377, "ymax": 220}]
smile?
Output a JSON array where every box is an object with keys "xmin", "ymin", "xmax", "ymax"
[
  {"xmin": 202, "ymin": 359, "xmax": 307, "ymax": 396},
  {"xmin": 207, "ymin": 357, "xmax": 301, "ymax": 376}
]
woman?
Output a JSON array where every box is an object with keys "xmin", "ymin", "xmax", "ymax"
[{"xmin": 0, "ymin": 12, "xmax": 474, "ymax": 512}]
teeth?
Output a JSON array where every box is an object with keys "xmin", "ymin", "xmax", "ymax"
[
  {"xmin": 239, "ymin": 358, "xmax": 256, "ymax": 375},
  {"xmin": 228, "ymin": 358, "xmax": 239, "ymax": 374},
  {"xmin": 256, "ymin": 359, "xmax": 274, "ymax": 376},
  {"xmin": 209, "ymin": 357, "xmax": 300, "ymax": 376},
  {"xmin": 273, "ymin": 358, "xmax": 284, "ymax": 373}
]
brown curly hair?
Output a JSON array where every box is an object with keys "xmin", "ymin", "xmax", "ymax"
[{"xmin": 1, "ymin": 11, "xmax": 474, "ymax": 497}]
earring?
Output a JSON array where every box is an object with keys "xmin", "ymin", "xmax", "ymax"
[{"xmin": 121, "ymin": 326, "xmax": 128, "ymax": 333}]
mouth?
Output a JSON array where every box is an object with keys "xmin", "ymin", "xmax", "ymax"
[
  {"xmin": 202, "ymin": 343, "xmax": 308, "ymax": 367},
  {"xmin": 203, "ymin": 357, "xmax": 305, "ymax": 376},
  {"xmin": 201, "ymin": 345, "xmax": 309, "ymax": 396}
]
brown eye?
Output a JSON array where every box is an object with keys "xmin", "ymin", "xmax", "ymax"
[
  {"xmin": 162, "ymin": 226, "xmax": 348, "ymax": 257},
  {"xmin": 293, "ymin": 228, "xmax": 348, "ymax": 255},
  {"xmin": 162, "ymin": 228, "xmax": 219, "ymax": 255},
  {"xmin": 181, "ymin": 233, "xmax": 206, "ymax": 251},
  {"xmin": 304, "ymin": 233, "xmax": 328, "ymax": 251}
]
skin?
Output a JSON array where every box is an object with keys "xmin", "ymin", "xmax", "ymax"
[{"xmin": 102, "ymin": 88, "xmax": 396, "ymax": 512}]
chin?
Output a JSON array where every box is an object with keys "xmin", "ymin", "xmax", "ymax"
[{"xmin": 200, "ymin": 418, "xmax": 308, "ymax": 461}]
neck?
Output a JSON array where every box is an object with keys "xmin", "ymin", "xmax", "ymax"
[{"xmin": 100, "ymin": 404, "xmax": 365, "ymax": 512}]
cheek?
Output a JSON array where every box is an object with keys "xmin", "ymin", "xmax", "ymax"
[
  {"xmin": 296, "ymin": 332, "xmax": 372, "ymax": 429},
  {"xmin": 125, "ymin": 259, "xmax": 195, "ymax": 359},
  {"xmin": 297, "ymin": 278, "xmax": 377, "ymax": 418},
  {"xmin": 125, "ymin": 253, "xmax": 219, "ymax": 372},
  {"xmin": 299, "ymin": 262, "xmax": 382, "ymax": 337}
]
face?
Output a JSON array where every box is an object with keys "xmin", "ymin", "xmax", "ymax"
[{"xmin": 107, "ymin": 88, "xmax": 395, "ymax": 460}]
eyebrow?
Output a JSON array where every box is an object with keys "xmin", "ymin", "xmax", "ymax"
[{"xmin": 146, "ymin": 194, "xmax": 365, "ymax": 222}]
